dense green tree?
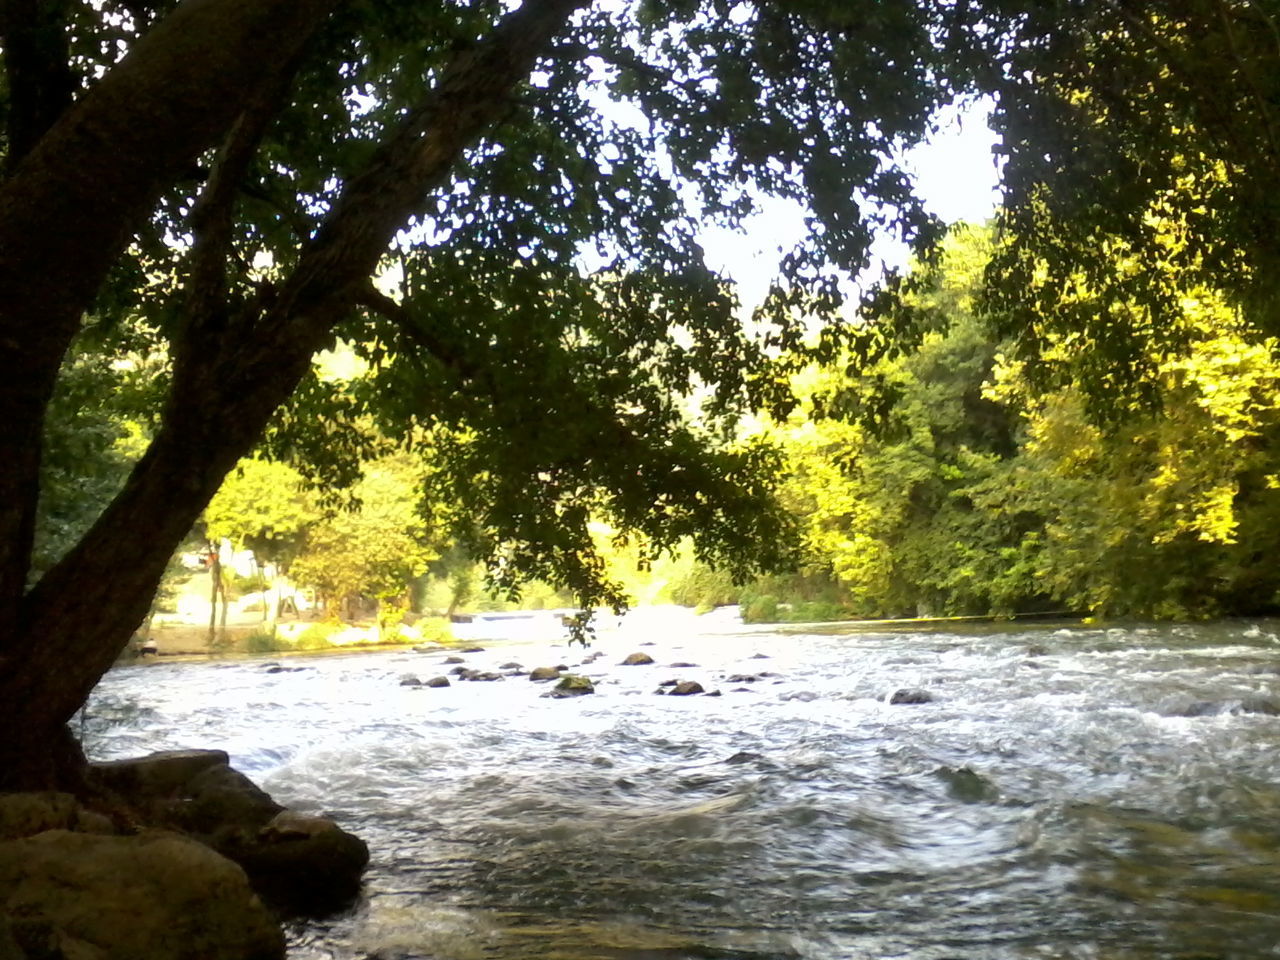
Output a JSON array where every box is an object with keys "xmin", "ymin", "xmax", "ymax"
[
  {"xmin": 203, "ymin": 458, "xmax": 313, "ymax": 568},
  {"xmin": 776, "ymin": 228, "xmax": 1043, "ymax": 618},
  {"xmin": 767, "ymin": 224, "xmax": 1280, "ymax": 622},
  {"xmin": 968, "ymin": 1, "xmax": 1280, "ymax": 397},
  {"xmin": 289, "ymin": 460, "xmax": 437, "ymax": 626},
  {"xmin": 983, "ymin": 292, "xmax": 1280, "ymax": 618}
]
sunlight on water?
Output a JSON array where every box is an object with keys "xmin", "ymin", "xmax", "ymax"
[{"xmin": 87, "ymin": 614, "xmax": 1280, "ymax": 959}]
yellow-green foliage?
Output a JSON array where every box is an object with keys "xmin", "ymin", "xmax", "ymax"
[
  {"xmin": 293, "ymin": 623, "xmax": 340, "ymax": 650},
  {"xmin": 767, "ymin": 223, "xmax": 1280, "ymax": 621},
  {"xmin": 413, "ymin": 618, "xmax": 454, "ymax": 645}
]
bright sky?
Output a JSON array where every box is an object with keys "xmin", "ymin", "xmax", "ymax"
[
  {"xmin": 699, "ymin": 98, "xmax": 1003, "ymax": 308},
  {"xmin": 382, "ymin": 95, "xmax": 1002, "ymax": 313}
]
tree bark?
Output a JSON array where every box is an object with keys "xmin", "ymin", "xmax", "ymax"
[
  {"xmin": 0, "ymin": 0, "xmax": 76, "ymax": 170},
  {"xmin": 0, "ymin": 0, "xmax": 587, "ymax": 788}
]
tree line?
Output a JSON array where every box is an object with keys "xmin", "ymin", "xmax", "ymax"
[{"xmin": 676, "ymin": 224, "xmax": 1280, "ymax": 622}]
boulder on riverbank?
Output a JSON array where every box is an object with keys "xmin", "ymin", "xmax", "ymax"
[
  {"xmin": 89, "ymin": 750, "xmax": 368, "ymax": 917},
  {"xmin": 0, "ymin": 828, "xmax": 284, "ymax": 960},
  {"xmin": 0, "ymin": 791, "xmax": 112, "ymax": 840}
]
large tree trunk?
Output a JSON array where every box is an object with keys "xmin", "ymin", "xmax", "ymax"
[{"xmin": 0, "ymin": 0, "xmax": 585, "ymax": 791}]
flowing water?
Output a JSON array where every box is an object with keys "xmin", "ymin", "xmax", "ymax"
[{"xmin": 82, "ymin": 611, "xmax": 1280, "ymax": 959}]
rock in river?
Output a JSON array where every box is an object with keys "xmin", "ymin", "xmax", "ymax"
[
  {"xmin": 529, "ymin": 666, "xmax": 562, "ymax": 681},
  {"xmin": 889, "ymin": 688, "xmax": 933, "ymax": 705},
  {"xmin": 544, "ymin": 674, "xmax": 595, "ymax": 698},
  {"xmin": 621, "ymin": 652, "xmax": 655, "ymax": 666},
  {"xmin": 668, "ymin": 681, "xmax": 705, "ymax": 696}
]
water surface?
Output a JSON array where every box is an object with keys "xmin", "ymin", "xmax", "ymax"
[{"xmin": 85, "ymin": 612, "xmax": 1280, "ymax": 959}]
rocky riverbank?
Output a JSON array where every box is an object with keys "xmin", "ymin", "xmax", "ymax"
[{"xmin": 0, "ymin": 750, "xmax": 368, "ymax": 960}]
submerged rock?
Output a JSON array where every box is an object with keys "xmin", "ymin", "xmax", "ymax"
[
  {"xmin": 621, "ymin": 652, "xmax": 655, "ymax": 666},
  {"xmin": 1175, "ymin": 696, "xmax": 1280, "ymax": 717},
  {"xmin": 936, "ymin": 765, "xmax": 1000, "ymax": 803},
  {"xmin": 443, "ymin": 655, "xmax": 465, "ymax": 664},
  {"xmin": 889, "ymin": 688, "xmax": 933, "ymax": 705},
  {"xmin": 1240, "ymin": 696, "xmax": 1280, "ymax": 716},
  {"xmin": 425, "ymin": 676, "xmax": 451, "ymax": 688},
  {"xmin": 0, "ymin": 829, "xmax": 284, "ymax": 960},
  {"xmin": 398, "ymin": 674, "xmax": 421, "ymax": 687}
]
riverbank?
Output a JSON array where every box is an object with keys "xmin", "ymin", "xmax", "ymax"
[{"xmin": 131, "ymin": 618, "xmax": 456, "ymax": 661}]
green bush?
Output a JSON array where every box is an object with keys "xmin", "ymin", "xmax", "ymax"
[
  {"xmin": 742, "ymin": 594, "xmax": 779, "ymax": 623},
  {"xmin": 294, "ymin": 622, "xmax": 339, "ymax": 650},
  {"xmin": 785, "ymin": 601, "xmax": 848, "ymax": 623},
  {"xmin": 668, "ymin": 564, "xmax": 740, "ymax": 610},
  {"xmin": 244, "ymin": 630, "xmax": 287, "ymax": 653},
  {"xmin": 231, "ymin": 572, "xmax": 269, "ymax": 597},
  {"xmin": 413, "ymin": 617, "xmax": 454, "ymax": 645}
]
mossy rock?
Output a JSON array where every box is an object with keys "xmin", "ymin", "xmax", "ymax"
[{"xmin": 545, "ymin": 674, "xmax": 594, "ymax": 698}]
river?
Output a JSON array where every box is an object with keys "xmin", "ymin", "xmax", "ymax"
[{"xmin": 82, "ymin": 610, "xmax": 1280, "ymax": 959}]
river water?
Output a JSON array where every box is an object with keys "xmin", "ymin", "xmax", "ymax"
[{"xmin": 82, "ymin": 611, "xmax": 1280, "ymax": 959}]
